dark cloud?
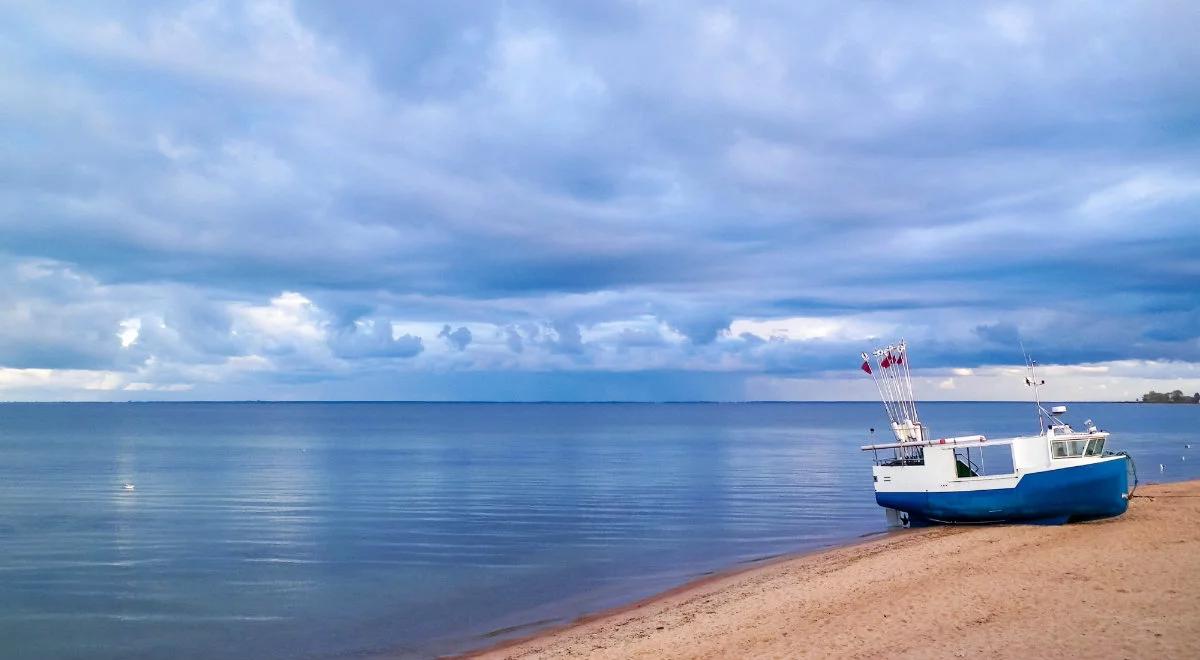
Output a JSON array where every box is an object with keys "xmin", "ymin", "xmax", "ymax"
[
  {"xmin": 548, "ymin": 321, "xmax": 583, "ymax": 355},
  {"xmin": 665, "ymin": 312, "xmax": 733, "ymax": 346},
  {"xmin": 617, "ymin": 327, "xmax": 669, "ymax": 348},
  {"xmin": 438, "ymin": 325, "xmax": 472, "ymax": 351},
  {"xmin": 504, "ymin": 326, "xmax": 524, "ymax": 353},
  {"xmin": 738, "ymin": 332, "xmax": 766, "ymax": 347},
  {"xmin": 332, "ymin": 320, "xmax": 423, "ymax": 359},
  {"xmin": 974, "ymin": 322, "xmax": 1022, "ymax": 347}
]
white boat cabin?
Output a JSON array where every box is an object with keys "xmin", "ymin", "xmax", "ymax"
[{"xmin": 861, "ymin": 410, "xmax": 1112, "ymax": 494}]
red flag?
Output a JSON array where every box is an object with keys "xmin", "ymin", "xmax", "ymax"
[
  {"xmin": 861, "ymin": 361, "xmax": 872, "ymax": 375},
  {"xmin": 881, "ymin": 356, "xmax": 891, "ymax": 369},
  {"xmin": 896, "ymin": 353, "xmax": 904, "ymax": 366}
]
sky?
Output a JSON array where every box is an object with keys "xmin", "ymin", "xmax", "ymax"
[{"xmin": 1, "ymin": 1, "xmax": 1198, "ymax": 402}]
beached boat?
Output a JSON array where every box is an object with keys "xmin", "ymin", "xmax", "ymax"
[{"xmin": 858, "ymin": 342, "xmax": 1136, "ymax": 525}]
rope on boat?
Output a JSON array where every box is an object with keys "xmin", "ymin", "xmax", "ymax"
[{"xmin": 1118, "ymin": 451, "xmax": 1138, "ymax": 499}]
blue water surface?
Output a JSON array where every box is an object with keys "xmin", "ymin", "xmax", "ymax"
[{"xmin": 0, "ymin": 402, "xmax": 1196, "ymax": 659}]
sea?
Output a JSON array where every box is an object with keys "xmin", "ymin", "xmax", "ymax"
[{"xmin": 0, "ymin": 402, "xmax": 1196, "ymax": 659}]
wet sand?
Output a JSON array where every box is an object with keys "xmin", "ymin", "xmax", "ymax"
[{"xmin": 469, "ymin": 480, "xmax": 1200, "ymax": 659}]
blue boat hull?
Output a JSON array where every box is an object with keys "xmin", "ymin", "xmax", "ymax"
[{"xmin": 877, "ymin": 457, "xmax": 1130, "ymax": 524}]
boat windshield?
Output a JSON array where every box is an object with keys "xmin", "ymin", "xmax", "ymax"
[{"xmin": 1051, "ymin": 436, "xmax": 1105, "ymax": 458}]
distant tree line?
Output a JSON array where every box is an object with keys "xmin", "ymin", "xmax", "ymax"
[{"xmin": 1141, "ymin": 390, "xmax": 1200, "ymax": 403}]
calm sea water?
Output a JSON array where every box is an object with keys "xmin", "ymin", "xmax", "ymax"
[{"xmin": 0, "ymin": 402, "xmax": 1196, "ymax": 659}]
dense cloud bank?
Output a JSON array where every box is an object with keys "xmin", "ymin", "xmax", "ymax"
[{"xmin": 0, "ymin": 1, "xmax": 1197, "ymax": 400}]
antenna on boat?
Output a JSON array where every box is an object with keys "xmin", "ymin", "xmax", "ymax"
[{"xmin": 1020, "ymin": 341, "xmax": 1047, "ymax": 434}]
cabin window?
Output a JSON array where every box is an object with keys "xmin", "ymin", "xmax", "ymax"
[
  {"xmin": 953, "ymin": 444, "xmax": 1015, "ymax": 478},
  {"xmin": 1084, "ymin": 437, "xmax": 1106, "ymax": 456},
  {"xmin": 1051, "ymin": 439, "xmax": 1088, "ymax": 458}
]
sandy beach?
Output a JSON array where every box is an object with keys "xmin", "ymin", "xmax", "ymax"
[{"xmin": 471, "ymin": 480, "xmax": 1200, "ymax": 659}]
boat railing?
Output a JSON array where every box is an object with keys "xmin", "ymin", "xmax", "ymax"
[
  {"xmin": 871, "ymin": 447, "xmax": 925, "ymax": 467},
  {"xmin": 860, "ymin": 434, "xmax": 993, "ymax": 452},
  {"xmin": 956, "ymin": 455, "xmax": 983, "ymax": 478}
]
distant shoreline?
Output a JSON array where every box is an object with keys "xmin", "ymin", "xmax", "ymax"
[
  {"xmin": 0, "ymin": 399, "xmax": 1177, "ymax": 405},
  {"xmin": 463, "ymin": 480, "xmax": 1200, "ymax": 659}
]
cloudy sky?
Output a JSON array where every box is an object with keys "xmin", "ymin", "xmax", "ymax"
[{"xmin": 2, "ymin": 1, "xmax": 1198, "ymax": 401}]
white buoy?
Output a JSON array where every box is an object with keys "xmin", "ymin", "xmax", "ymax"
[
  {"xmin": 123, "ymin": 482, "xmax": 135, "ymax": 490},
  {"xmin": 1159, "ymin": 464, "xmax": 1165, "ymax": 473}
]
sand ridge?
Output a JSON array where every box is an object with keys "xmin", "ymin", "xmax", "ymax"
[{"xmin": 469, "ymin": 480, "xmax": 1200, "ymax": 659}]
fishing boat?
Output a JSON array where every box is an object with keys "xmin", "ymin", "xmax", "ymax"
[{"xmin": 858, "ymin": 341, "xmax": 1137, "ymax": 526}]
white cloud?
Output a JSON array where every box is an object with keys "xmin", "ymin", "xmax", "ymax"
[
  {"xmin": 985, "ymin": 5, "xmax": 1035, "ymax": 45},
  {"xmin": 54, "ymin": 0, "xmax": 368, "ymax": 101},
  {"xmin": 155, "ymin": 133, "xmax": 197, "ymax": 161},
  {"xmin": 124, "ymin": 382, "xmax": 193, "ymax": 392},
  {"xmin": 487, "ymin": 28, "xmax": 608, "ymax": 123},
  {"xmin": 232, "ymin": 291, "xmax": 325, "ymax": 344},
  {"xmin": 729, "ymin": 316, "xmax": 884, "ymax": 342},
  {"xmin": 118, "ymin": 318, "xmax": 141, "ymax": 348},
  {"xmin": 0, "ymin": 367, "xmax": 124, "ymax": 393},
  {"xmin": 1079, "ymin": 173, "xmax": 1200, "ymax": 218}
]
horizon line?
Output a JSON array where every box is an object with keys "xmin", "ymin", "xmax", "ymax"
[{"xmin": 0, "ymin": 399, "xmax": 1153, "ymax": 405}]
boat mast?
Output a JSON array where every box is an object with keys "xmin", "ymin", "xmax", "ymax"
[
  {"xmin": 897, "ymin": 342, "xmax": 918, "ymax": 425},
  {"xmin": 861, "ymin": 340, "xmax": 922, "ymax": 445},
  {"xmin": 861, "ymin": 352, "xmax": 897, "ymax": 423},
  {"xmin": 1021, "ymin": 342, "xmax": 1046, "ymax": 434}
]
